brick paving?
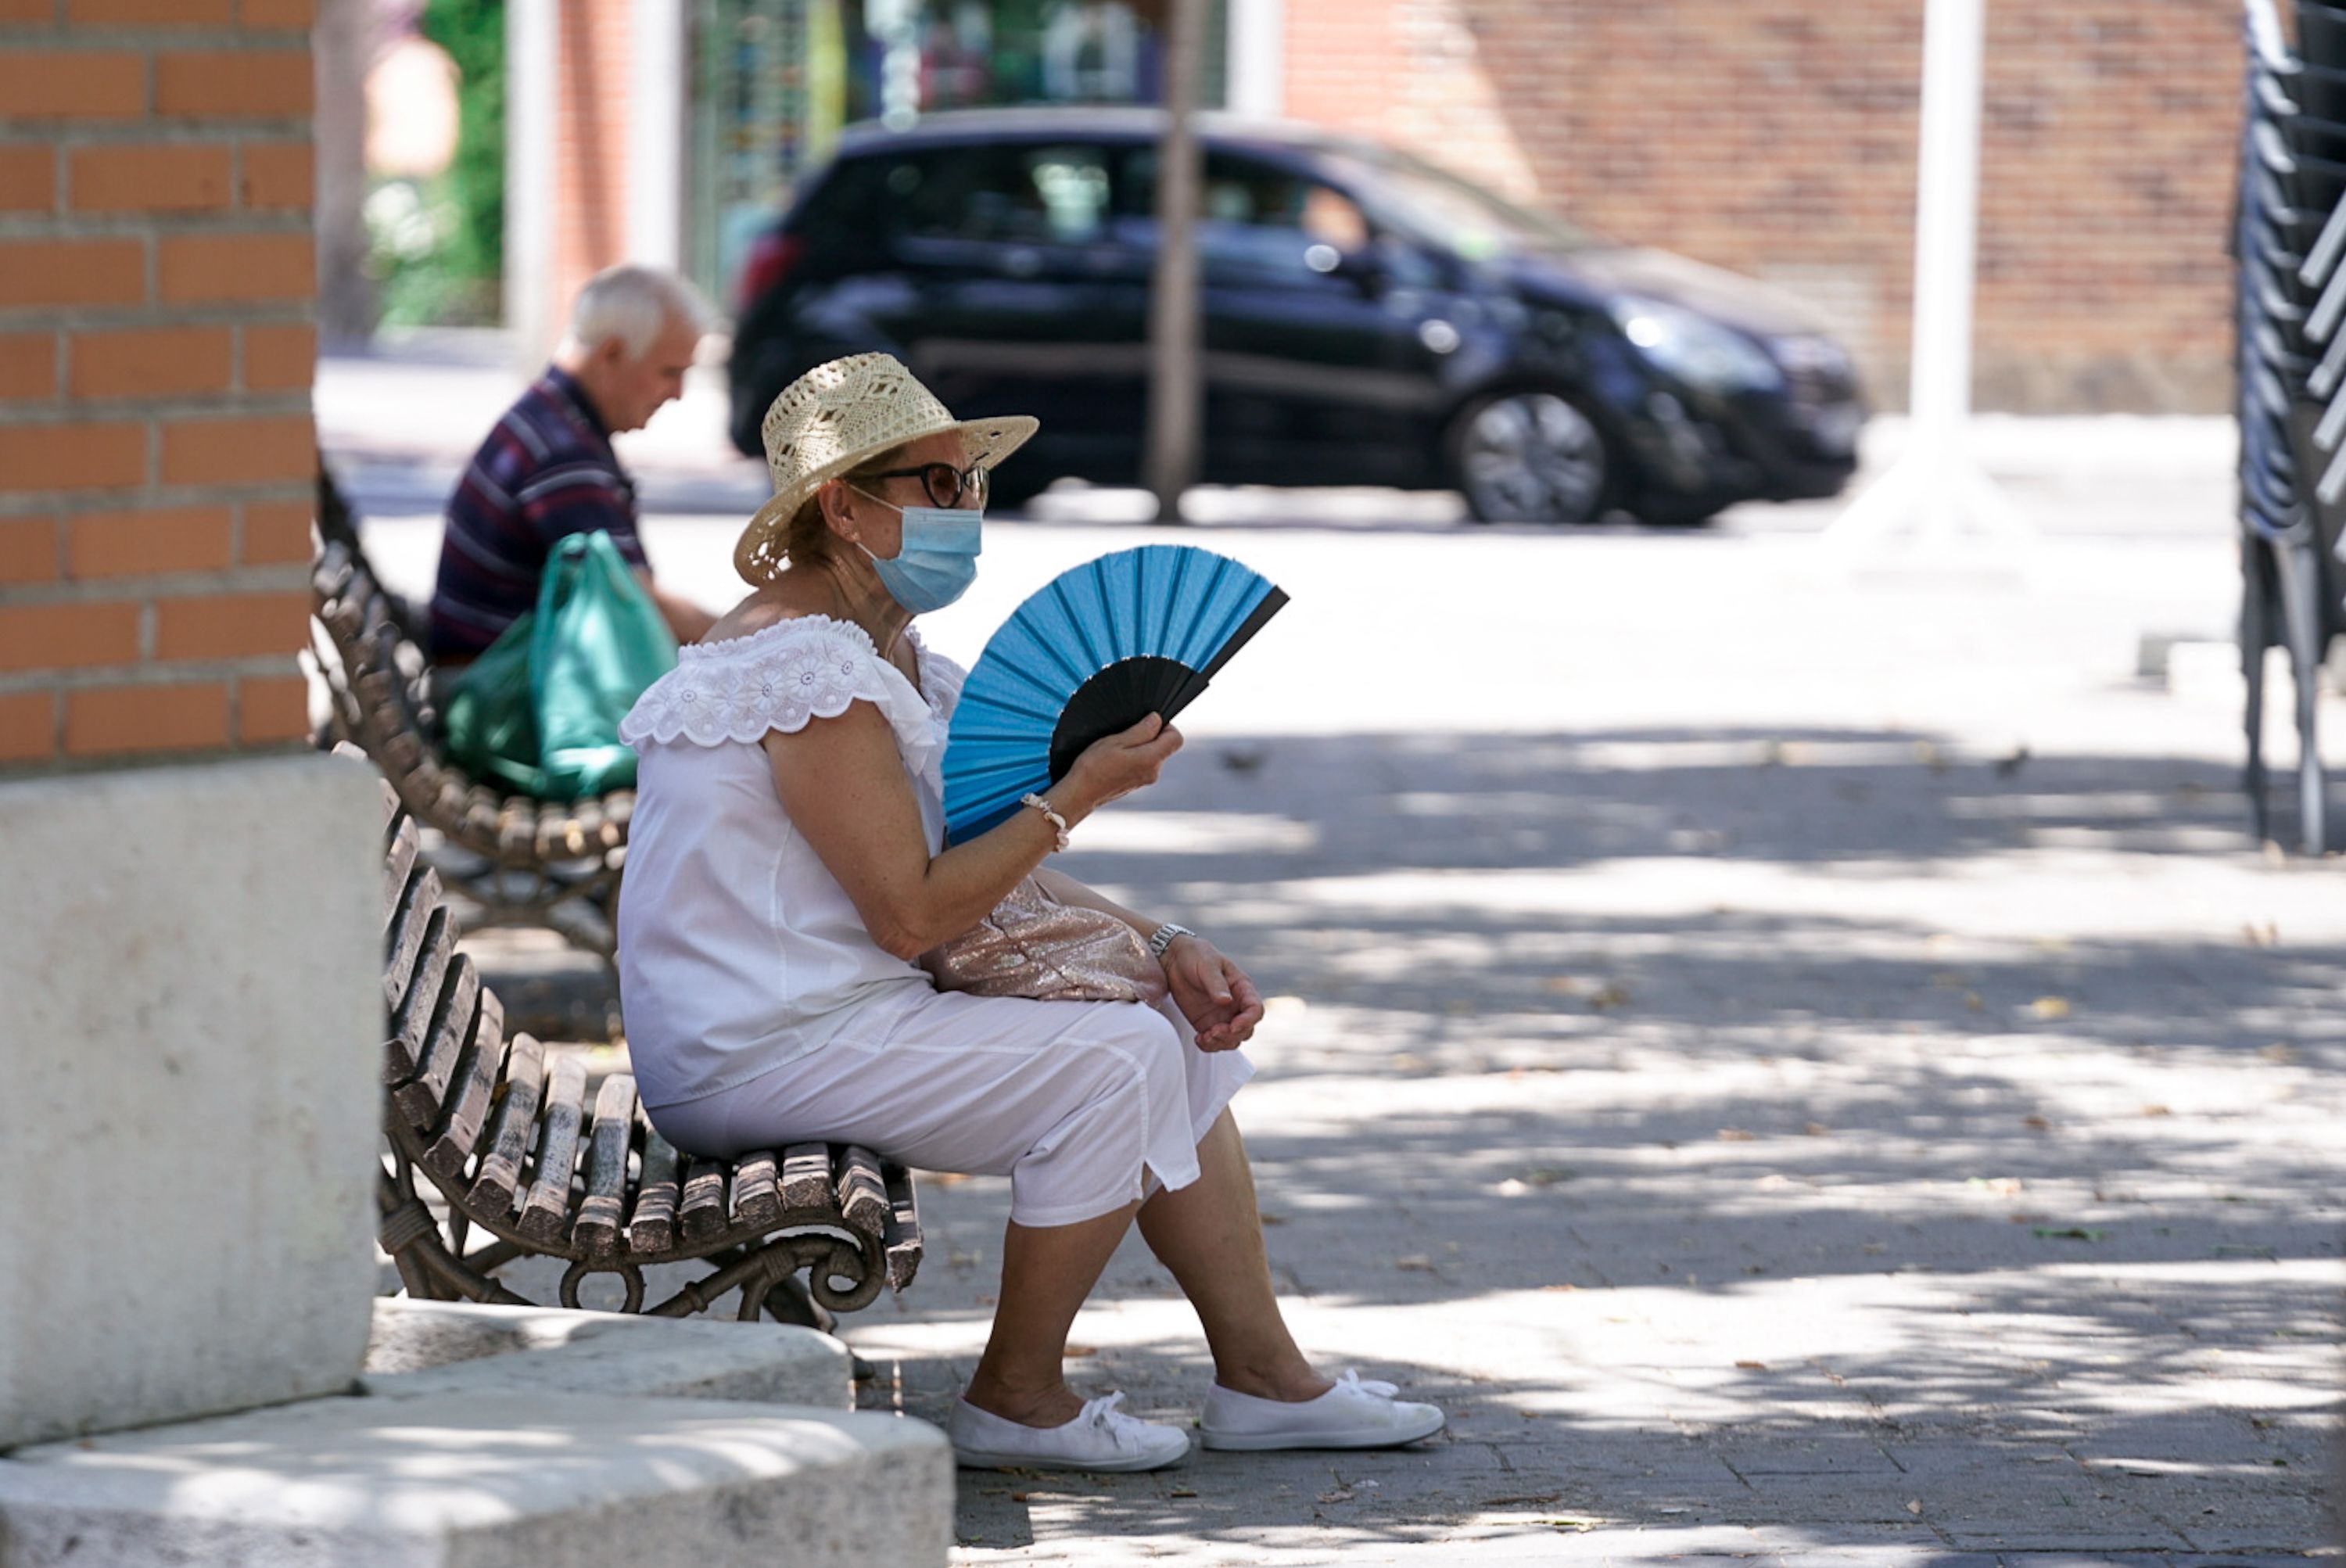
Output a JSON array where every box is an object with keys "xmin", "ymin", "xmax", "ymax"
[{"xmin": 335, "ymin": 349, "xmax": 2341, "ymax": 1563}]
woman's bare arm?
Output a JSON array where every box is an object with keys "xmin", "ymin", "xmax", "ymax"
[{"xmin": 762, "ymin": 705, "xmax": 1181, "ymax": 960}]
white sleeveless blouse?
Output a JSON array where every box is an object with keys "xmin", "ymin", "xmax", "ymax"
[{"xmin": 615, "ymin": 615, "xmax": 964, "ymax": 1111}]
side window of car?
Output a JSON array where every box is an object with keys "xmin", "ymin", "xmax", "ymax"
[
  {"xmin": 888, "ymin": 145, "xmax": 1113, "ymax": 246},
  {"xmin": 1196, "ymin": 155, "xmax": 1379, "ymax": 285}
]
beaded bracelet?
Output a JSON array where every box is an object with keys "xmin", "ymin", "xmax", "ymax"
[{"xmin": 1020, "ymin": 792, "xmax": 1071, "ymax": 852}]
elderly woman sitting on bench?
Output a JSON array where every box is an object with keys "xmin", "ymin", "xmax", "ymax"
[{"xmin": 615, "ymin": 353, "xmax": 1444, "ymax": 1472}]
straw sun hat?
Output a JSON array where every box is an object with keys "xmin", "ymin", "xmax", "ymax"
[{"xmin": 734, "ymin": 351, "xmax": 1038, "ymax": 583}]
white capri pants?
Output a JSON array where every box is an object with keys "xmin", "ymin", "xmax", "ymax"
[{"xmin": 646, "ymin": 991, "xmax": 1254, "ymax": 1229}]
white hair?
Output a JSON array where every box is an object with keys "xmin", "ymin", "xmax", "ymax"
[{"xmin": 562, "ymin": 265, "xmax": 714, "ymax": 360}]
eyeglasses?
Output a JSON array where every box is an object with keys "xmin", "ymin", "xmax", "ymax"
[{"xmin": 856, "ymin": 459, "xmax": 990, "ymax": 509}]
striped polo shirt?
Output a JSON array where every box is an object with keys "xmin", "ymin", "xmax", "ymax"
[{"xmin": 427, "ymin": 366, "xmax": 651, "ymax": 661}]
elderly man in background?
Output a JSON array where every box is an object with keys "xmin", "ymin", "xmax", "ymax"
[{"xmin": 429, "ymin": 264, "xmax": 720, "ymax": 662}]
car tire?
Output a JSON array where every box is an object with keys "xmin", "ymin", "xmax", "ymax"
[
  {"xmin": 1630, "ymin": 493, "xmax": 1726, "ymax": 529},
  {"xmin": 1444, "ymin": 389, "xmax": 1616, "ymax": 525}
]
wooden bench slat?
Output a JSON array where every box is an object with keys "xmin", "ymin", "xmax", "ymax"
[
  {"xmin": 834, "ymin": 1146, "xmax": 889, "ymax": 1240},
  {"xmin": 780, "ymin": 1143, "xmax": 832, "ymax": 1211},
  {"xmin": 384, "ymin": 903, "xmax": 453, "ymax": 1086},
  {"xmin": 626, "ymin": 1118, "xmax": 680, "ymax": 1254},
  {"xmin": 421, "ymin": 989, "xmax": 505, "ymax": 1182},
  {"xmin": 571, "ymin": 1073, "xmax": 638, "ymax": 1257},
  {"xmin": 518, "ymin": 1051, "xmax": 590, "ymax": 1243},
  {"xmin": 680, "ymin": 1157, "xmax": 729, "ymax": 1242},
  {"xmin": 466, "ymin": 1033, "xmax": 545, "ymax": 1216},
  {"xmin": 881, "ymin": 1162, "xmax": 922, "ymax": 1292},
  {"xmin": 730, "ymin": 1149, "xmax": 781, "ymax": 1230},
  {"xmin": 381, "ymin": 865, "xmax": 439, "ymax": 1014},
  {"xmin": 382, "ymin": 822, "xmax": 420, "ymax": 926},
  {"xmin": 496, "ymin": 800, "xmax": 536, "ymax": 861},
  {"xmin": 392, "ymin": 953, "xmax": 479, "ymax": 1131}
]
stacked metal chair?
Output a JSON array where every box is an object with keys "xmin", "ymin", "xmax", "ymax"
[{"xmin": 2235, "ymin": 0, "xmax": 2346, "ymax": 850}]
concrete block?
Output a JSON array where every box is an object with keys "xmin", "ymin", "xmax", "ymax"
[
  {"xmin": 0, "ymin": 756, "xmax": 382, "ymax": 1449},
  {"xmin": 362, "ymin": 1298, "xmax": 852, "ymax": 1408},
  {"xmin": 0, "ymin": 1390, "xmax": 953, "ymax": 1568}
]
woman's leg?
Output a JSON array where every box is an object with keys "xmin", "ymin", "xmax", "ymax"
[
  {"xmin": 1136, "ymin": 1107, "xmax": 1333, "ymax": 1402},
  {"xmin": 962, "ymin": 1201, "xmax": 1140, "ymax": 1426}
]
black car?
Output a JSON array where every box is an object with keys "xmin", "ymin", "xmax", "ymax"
[{"xmin": 727, "ymin": 108, "xmax": 1864, "ymax": 525}]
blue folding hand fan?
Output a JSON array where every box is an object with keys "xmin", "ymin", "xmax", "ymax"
[{"xmin": 942, "ymin": 544, "xmax": 1289, "ymax": 841}]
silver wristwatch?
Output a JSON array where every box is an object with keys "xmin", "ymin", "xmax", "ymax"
[{"xmin": 1146, "ymin": 922, "xmax": 1196, "ymax": 960}]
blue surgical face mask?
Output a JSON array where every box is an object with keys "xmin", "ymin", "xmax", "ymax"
[{"xmin": 851, "ymin": 491, "xmax": 983, "ymax": 612}]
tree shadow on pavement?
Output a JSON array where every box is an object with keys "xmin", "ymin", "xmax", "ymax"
[{"xmin": 845, "ymin": 727, "xmax": 2342, "ymax": 1561}]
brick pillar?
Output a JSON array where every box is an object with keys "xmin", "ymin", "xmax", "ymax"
[
  {"xmin": 549, "ymin": 0, "xmax": 633, "ymax": 345},
  {"xmin": 0, "ymin": 0, "xmax": 319, "ymax": 773}
]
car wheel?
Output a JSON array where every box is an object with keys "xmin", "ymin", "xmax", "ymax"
[{"xmin": 1447, "ymin": 390, "xmax": 1612, "ymax": 524}]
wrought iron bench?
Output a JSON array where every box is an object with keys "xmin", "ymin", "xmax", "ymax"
[
  {"xmin": 367, "ymin": 771, "xmax": 922, "ymax": 1327},
  {"xmin": 310, "ymin": 536, "xmax": 633, "ymax": 961}
]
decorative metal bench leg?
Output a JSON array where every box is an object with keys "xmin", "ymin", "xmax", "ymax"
[{"xmin": 762, "ymin": 1271, "xmax": 837, "ymax": 1335}]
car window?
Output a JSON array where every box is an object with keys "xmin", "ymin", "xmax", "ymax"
[
  {"xmin": 1319, "ymin": 147, "xmax": 1596, "ymax": 260},
  {"xmin": 882, "ymin": 143, "xmax": 1114, "ymax": 246},
  {"xmin": 1122, "ymin": 149, "xmax": 1382, "ymax": 284}
]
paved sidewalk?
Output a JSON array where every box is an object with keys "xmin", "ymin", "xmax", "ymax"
[{"xmin": 329, "ymin": 342, "xmax": 2341, "ymax": 1564}]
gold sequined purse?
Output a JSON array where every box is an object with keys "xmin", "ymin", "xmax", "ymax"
[{"xmin": 920, "ymin": 876, "xmax": 1168, "ymax": 1006}]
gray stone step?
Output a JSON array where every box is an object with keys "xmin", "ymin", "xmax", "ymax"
[
  {"xmin": 0, "ymin": 1390, "xmax": 950, "ymax": 1568},
  {"xmin": 362, "ymin": 1298, "xmax": 852, "ymax": 1408}
]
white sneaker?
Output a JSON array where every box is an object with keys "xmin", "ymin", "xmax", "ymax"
[
  {"xmin": 1200, "ymin": 1370, "xmax": 1447, "ymax": 1451},
  {"xmin": 948, "ymin": 1390, "xmax": 1191, "ymax": 1472}
]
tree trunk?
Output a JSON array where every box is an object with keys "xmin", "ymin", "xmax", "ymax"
[{"xmin": 1143, "ymin": 0, "xmax": 1207, "ymax": 525}]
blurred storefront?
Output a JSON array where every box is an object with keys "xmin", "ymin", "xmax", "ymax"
[{"xmin": 512, "ymin": 0, "xmax": 1239, "ymax": 351}]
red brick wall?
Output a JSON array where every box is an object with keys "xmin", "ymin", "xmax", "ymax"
[
  {"xmin": 0, "ymin": 0, "xmax": 317, "ymax": 771},
  {"xmin": 551, "ymin": 0, "xmax": 631, "ymax": 342},
  {"xmin": 1284, "ymin": 0, "xmax": 2240, "ymax": 414}
]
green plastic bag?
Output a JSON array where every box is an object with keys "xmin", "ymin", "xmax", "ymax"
[{"xmin": 441, "ymin": 530, "xmax": 678, "ymax": 802}]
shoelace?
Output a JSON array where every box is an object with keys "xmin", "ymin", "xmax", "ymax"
[
  {"xmin": 1078, "ymin": 1391, "xmax": 1158, "ymax": 1447},
  {"xmin": 1335, "ymin": 1369, "xmax": 1401, "ymax": 1400}
]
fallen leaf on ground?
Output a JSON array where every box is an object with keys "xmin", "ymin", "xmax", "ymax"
[
  {"xmin": 1318, "ymin": 1487, "xmax": 1357, "ymax": 1505},
  {"xmin": 2262, "ymin": 1042, "xmax": 2295, "ymax": 1064},
  {"xmin": 1803, "ymin": 1121, "xmax": 1828, "ymax": 1136},
  {"xmin": 1964, "ymin": 992, "xmax": 1985, "ymax": 1012},
  {"xmin": 1168, "ymin": 1487, "xmax": 1198, "ymax": 1498},
  {"xmin": 1010, "ymin": 1491, "xmax": 1031, "ymax": 1502},
  {"xmin": 1544, "ymin": 976, "xmax": 1581, "ymax": 995},
  {"xmin": 1064, "ymin": 1344, "xmax": 1096, "ymax": 1358},
  {"xmin": 1258, "ymin": 1211, "xmax": 1288, "ymax": 1226},
  {"xmin": 2141, "ymin": 1104, "xmax": 2172, "ymax": 1118},
  {"xmin": 1590, "ymin": 982, "xmax": 1630, "ymax": 1010},
  {"xmin": 1477, "ymin": 1493, "xmax": 1560, "ymax": 1508},
  {"xmin": 2022, "ymin": 1114, "xmax": 2051, "ymax": 1130},
  {"xmin": 2033, "ymin": 1226, "xmax": 2107, "ymax": 1241},
  {"xmin": 1905, "ymin": 1499, "xmax": 1924, "ymax": 1516},
  {"xmin": 2031, "ymin": 996, "xmax": 2072, "ymax": 1021},
  {"xmin": 1734, "ymin": 1359, "xmax": 1768, "ymax": 1370},
  {"xmin": 1717, "ymin": 1128, "xmax": 1756, "ymax": 1142},
  {"xmin": 1396, "ymin": 1254, "xmax": 1437, "ymax": 1272}
]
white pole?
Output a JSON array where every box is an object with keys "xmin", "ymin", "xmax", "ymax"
[
  {"xmin": 626, "ymin": 0, "xmax": 687, "ymax": 272},
  {"xmin": 504, "ymin": 0, "xmax": 558, "ymax": 358},
  {"xmin": 1820, "ymin": 0, "xmax": 2029, "ymax": 558},
  {"xmin": 1227, "ymin": 0, "xmax": 1286, "ymax": 119},
  {"xmin": 1907, "ymin": 0, "xmax": 1982, "ymax": 461}
]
